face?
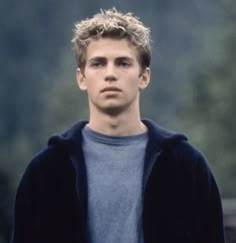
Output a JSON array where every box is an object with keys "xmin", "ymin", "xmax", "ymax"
[{"xmin": 77, "ymin": 38, "xmax": 150, "ymax": 116}]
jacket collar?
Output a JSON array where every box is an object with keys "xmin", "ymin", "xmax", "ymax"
[
  {"xmin": 47, "ymin": 119, "xmax": 187, "ymax": 153},
  {"xmin": 142, "ymin": 119, "xmax": 187, "ymax": 152}
]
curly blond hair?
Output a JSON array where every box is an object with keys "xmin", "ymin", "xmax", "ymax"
[{"xmin": 72, "ymin": 8, "xmax": 151, "ymax": 71}]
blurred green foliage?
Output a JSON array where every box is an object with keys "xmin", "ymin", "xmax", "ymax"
[
  {"xmin": 0, "ymin": 0, "xmax": 235, "ymax": 242},
  {"xmin": 177, "ymin": 0, "xmax": 236, "ymax": 197}
]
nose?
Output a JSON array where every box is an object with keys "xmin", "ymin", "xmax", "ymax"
[{"xmin": 104, "ymin": 63, "xmax": 118, "ymax": 82}]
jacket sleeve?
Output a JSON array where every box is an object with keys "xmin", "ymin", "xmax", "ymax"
[
  {"xmin": 11, "ymin": 158, "xmax": 41, "ymax": 243},
  {"xmin": 193, "ymin": 151, "xmax": 225, "ymax": 243}
]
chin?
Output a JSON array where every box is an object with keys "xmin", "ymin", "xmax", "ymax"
[{"xmin": 101, "ymin": 105, "xmax": 125, "ymax": 116}]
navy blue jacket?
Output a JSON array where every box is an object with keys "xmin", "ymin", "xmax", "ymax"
[{"xmin": 11, "ymin": 119, "xmax": 225, "ymax": 243}]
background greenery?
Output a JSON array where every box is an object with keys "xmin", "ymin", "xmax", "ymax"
[{"xmin": 1, "ymin": 0, "xmax": 235, "ymax": 242}]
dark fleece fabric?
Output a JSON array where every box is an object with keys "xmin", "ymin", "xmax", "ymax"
[{"xmin": 11, "ymin": 119, "xmax": 225, "ymax": 243}]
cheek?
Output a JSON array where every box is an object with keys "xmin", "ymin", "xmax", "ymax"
[{"xmin": 86, "ymin": 82, "xmax": 99, "ymax": 96}]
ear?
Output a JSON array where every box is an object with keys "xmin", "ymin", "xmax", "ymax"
[
  {"xmin": 139, "ymin": 67, "xmax": 151, "ymax": 90},
  {"xmin": 76, "ymin": 68, "xmax": 87, "ymax": 91}
]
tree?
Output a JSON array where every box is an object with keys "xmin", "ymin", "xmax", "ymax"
[{"xmin": 180, "ymin": 0, "xmax": 236, "ymax": 197}]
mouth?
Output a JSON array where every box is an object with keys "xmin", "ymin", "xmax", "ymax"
[{"xmin": 101, "ymin": 87, "xmax": 122, "ymax": 93}]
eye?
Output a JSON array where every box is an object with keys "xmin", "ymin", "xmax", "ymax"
[
  {"xmin": 117, "ymin": 60, "xmax": 131, "ymax": 67},
  {"xmin": 91, "ymin": 62, "xmax": 103, "ymax": 67},
  {"xmin": 121, "ymin": 62, "xmax": 130, "ymax": 67},
  {"xmin": 90, "ymin": 58, "xmax": 106, "ymax": 68}
]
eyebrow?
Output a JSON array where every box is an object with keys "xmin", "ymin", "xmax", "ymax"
[
  {"xmin": 87, "ymin": 57, "xmax": 105, "ymax": 63},
  {"xmin": 116, "ymin": 57, "xmax": 134, "ymax": 62},
  {"xmin": 88, "ymin": 56, "xmax": 135, "ymax": 63}
]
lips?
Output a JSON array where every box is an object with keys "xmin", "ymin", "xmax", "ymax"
[{"xmin": 101, "ymin": 87, "xmax": 122, "ymax": 93}]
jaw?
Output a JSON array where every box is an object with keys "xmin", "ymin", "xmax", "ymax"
[{"xmin": 88, "ymin": 92, "xmax": 140, "ymax": 118}]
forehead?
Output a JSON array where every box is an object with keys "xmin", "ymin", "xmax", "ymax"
[{"xmin": 85, "ymin": 37, "xmax": 139, "ymax": 60}]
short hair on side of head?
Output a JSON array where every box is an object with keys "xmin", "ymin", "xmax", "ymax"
[{"xmin": 71, "ymin": 8, "xmax": 151, "ymax": 71}]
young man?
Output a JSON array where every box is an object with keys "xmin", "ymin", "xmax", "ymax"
[{"xmin": 11, "ymin": 9, "xmax": 225, "ymax": 243}]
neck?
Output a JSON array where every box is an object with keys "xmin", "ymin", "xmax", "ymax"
[{"xmin": 88, "ymin": 111, "xmax": 147, "ymax": 136}]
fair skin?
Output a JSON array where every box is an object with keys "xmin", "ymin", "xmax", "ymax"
[{"xmin": 77, "ymin": 38, "xmax": 151, "ymax": 136}]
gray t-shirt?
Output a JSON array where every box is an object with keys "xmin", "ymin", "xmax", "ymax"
[{"xmin": 82, "ymin": 126, "xmax": 148, "ymax": 243}]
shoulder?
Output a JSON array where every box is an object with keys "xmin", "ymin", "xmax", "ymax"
[
  {"xmin": 24, "ymin": 120, "xmax": 88, "ymax": 174},
  {"xmin": 164, "ymin": 137, "xmax": 213, "ymax": 181},
  {"xmin": 171, "ymin": 139, "xmax": 207, "ymax": 165},
  {"xmin": 26, "ymin": 145, "xmax": 67, "ymax": 171},
  {"xmin": 144, "ymin": 119, "xmax": 212, "ymax": 175},
  {"xmin": 19, "ymin": 144, "xmax": 76, "ymax": 194}
]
